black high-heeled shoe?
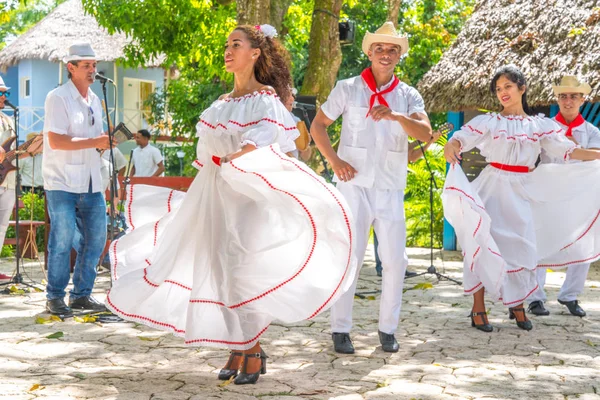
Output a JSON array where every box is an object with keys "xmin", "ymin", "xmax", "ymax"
[
  {"xmin": 233, "ymin": 349, "xmax": 268, "ymax": 385},
  {"xmin": 509, "ymin": 307, "xmax": 533, "ymax": 331},
  {"xmin": 469, "ymin": 310, "xmax": 493, "ymax": 332},
  {"xmin": 218, "ymin": 351, "xmax": 243, "ymax": 380}
]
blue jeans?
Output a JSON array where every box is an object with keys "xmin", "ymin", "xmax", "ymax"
[
  {"xmin": 374, "ymin": 232, "xmax": 382, "ymax": 274},
  {"xmin": 46, "ymin": 189, "xmax": 106, "ymax": 300}
]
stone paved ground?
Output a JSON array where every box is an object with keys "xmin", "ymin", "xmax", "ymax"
[{"xmin": 1, "ymin": 247, "xmax": 599, "ymax": 400}]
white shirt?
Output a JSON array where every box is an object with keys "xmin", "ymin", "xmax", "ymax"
[
  {"xmin": 132, "ymin": 144, "xmax": 163, "ymax": 177},
  {"xmin": 20, "ymin": 154, "xmax": 44, "ymax": 188},
  {"xmin": 541, "ymin": 116, "xmax": 600, "ymax": 164},
  {"xmin": 101, "ymin": 147, "xmax": 128, "ymax": 192},
  {"xmin": 320, "ymin": 75, "xmax": 426, "ymax": 190},
  {"xmin": 0, "ymin": 112, "xmax": 16, "ymax": 190},
  {"xmin": 42, "ymin": 80, "xmax": 104, "ymax": 193}
]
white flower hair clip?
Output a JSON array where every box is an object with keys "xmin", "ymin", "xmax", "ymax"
[{"xmin": 255, "ymin": 24, "xmax": 278, "ymax": 39}]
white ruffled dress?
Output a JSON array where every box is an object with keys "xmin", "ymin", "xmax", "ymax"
[
  {"xmin": 443, "ymin": 113, "xmax": 600, "ymax": 306},
  {"xmin": 106, "ymin": 91, "xmax": 357, "ymax": 350}
]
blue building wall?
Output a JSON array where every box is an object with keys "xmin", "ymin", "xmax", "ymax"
[{"xmin": 9, "ymin": 59, "xmax": 163, "ymax": 139}]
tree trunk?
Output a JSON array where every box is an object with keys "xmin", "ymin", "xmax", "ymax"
[
  {"xmin": 236, "ymin": 0, "xmax": 271, "ymax": 25},
  {"xmin": 388, "ymin": 0, "xmax": 403, "ymax": 26},
  {"xmin": 269, "ymin": 0, "xmax": 293, "ymax": 32},
  {"xmin": 300, "ymin": 0, "xmax": 343, "ymax": 105}
]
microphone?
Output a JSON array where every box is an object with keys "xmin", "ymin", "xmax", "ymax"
[
  {"xmin": 94, "ymin": 73, "xmax": 114, "ymax": 84},
  {"xmin": 3, "ymin": 99, "xmax": 16, "ymax": 109},
  {"xmin": 293, "ymin": 101, "xmax": 316, "ymax": 110}
]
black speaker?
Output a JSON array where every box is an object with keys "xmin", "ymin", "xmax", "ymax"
[
  {"xmin": 292, "ymin": 95, "xmax": 317, "ymax": 127},
  {"xmin": 339, "ymin": 20, "xmax": 356, "ymax": 45}
]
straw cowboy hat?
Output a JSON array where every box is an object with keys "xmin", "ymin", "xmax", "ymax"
[
  {"xmin": 362, "ymin": 21, "xmax": 409, "ymax": 57},
  {"xmin": 552, "ymin": 75, "xmax": 592, "ymax": 96},
  {"xmin": 63, "ymin": 42, "xmax": 97, "ymax": 63},
  {"xmin": 0, "ymin": 76, "xmax": 10, "ymax": 91}
]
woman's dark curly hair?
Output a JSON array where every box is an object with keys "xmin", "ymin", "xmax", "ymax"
[{"xmin": 234, "ymin": 25, "xmax": 292, "ymax": 103}]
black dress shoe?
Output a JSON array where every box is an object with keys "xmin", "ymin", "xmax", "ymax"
[
  {"xmin": 69, "ymin": 296, "xmax": 106, "ymax": 311},
  {"xmin": 46, "ymin": 298, "xmax": 73, "ymax": 317},
  {"xmin": 527, "ymin": 301, "xmax": 550, "ymax": 316},
  {"xmin": 332, "ymin": 332, "xmax": 355, "ymax": 354},
  {"xmin": 558, "ymin": 299, "xmax": 586, "ymax": 317},
  {"xmin": 404, "ymin": 270, "xmax": 418, "ymax": 279},
  {"xmin": 378, "ymin": 330, "xmax": 399, "ymax": 352},
  {"xmin": 218, "ymin": 351, "xmax": 243, "ymax": 380}
]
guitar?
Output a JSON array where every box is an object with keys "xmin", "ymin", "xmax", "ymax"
[
  {"xmin": 434, "ymin": 122, "xmax": 454, "ymax": 140},
  {"xmin": 0, "ymin": 134, "xmax": 43, "ymax": 186}
]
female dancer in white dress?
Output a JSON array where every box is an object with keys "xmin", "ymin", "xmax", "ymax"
[
  {"xmin": 443, "ymin": 65, "xmax": 600, "ymax": 332},
  {"xmin": 106, "ymin": 25, "xmax": 356, "ymax": 384}
]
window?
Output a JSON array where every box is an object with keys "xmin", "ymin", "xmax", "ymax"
[{"xmin": 21, "ymin": 77, "xmax": 31, "ymax": 98}]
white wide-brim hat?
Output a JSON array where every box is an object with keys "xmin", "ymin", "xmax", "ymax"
[
  {"xmin": 552, "ymin": 75, "xmax": 592, "ymax": 95},
  {"xmin": 0, "ymin": 76, "xmax": 10, "ymax": 91},
  {"xmin": 362, "ymin": 21, "xmax": 409, "ymax": 57},
  {"xmin": 63, "ymin": 42, "xmax": 98, "ymax": 63}
]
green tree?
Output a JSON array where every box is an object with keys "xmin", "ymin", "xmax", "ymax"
[{"xmin": 1, "ymin": 0, "xmax": 65, "ymax": 50}]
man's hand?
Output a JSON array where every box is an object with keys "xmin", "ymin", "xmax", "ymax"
[
  {"xmin": 369, "ymin": 105, "xmax": 398, "ymax": 122},
  {"xmin": 26, "ymin": 135, "xmax": 44, "ymax": 155},
  {"xmin": 331, "ymin": 157, "xmax": 357, "ymax": 182},
  {"xmin": 95, "ymin": 135, "xmax": 112, "ymax": 150},
  {"xmin": 444, "ymin": 139, "xmax": 462, "ymax": 164}
]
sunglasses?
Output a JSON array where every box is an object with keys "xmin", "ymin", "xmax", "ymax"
[
  {"xmin": 0, "ymin": 92, "xmax": 10, "ymax": 98},
  {"xmin": 88, "ymin": 106, "xmax": 95, "ymax": 126}
]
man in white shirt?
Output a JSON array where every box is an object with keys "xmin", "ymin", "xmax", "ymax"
[
  {"xmin": 528, "ymin": 75, "xmax": 600, "ymax": 318},
  {"xmin": 131, "ymin": 129, "xmax": 164, "ymax": 177},
  {"xmin": 312, "ymin": 22, "xmax": 432, "ymax": 354},
  {"xmin": 0, "ymin": 76, "xmax": 43, "ymax": 283},
  {"xmin": 43, "ymin": 42, "xmax": 113, "ymax": 316}
]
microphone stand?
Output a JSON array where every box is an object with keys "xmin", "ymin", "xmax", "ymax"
[
  {"xmin": 404, "ymin": 140, "xmax": 461, "ymax": 285},
  {"xmin": 99, "ymin": 78, "xmax": 117, "ymax": 243},
  {"xmin": 0, "ymin": 103, "xmax": 36, "ymax": 291}
]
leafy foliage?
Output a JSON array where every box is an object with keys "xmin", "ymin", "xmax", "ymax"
[
  {"xmin": 1, "ymin": 0, "xmax": 66, "ymax": 50},
  {"xmin": 2, "ymin": 191, "xmax": 46, "ymax": 256}
]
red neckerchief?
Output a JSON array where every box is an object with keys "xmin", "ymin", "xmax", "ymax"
[
  {"xmin": 360, "ymin": 68, "xmax": 400, "ymax": 117},
  {"xmin": 555, "ymin": 112, "xmax": 585, "ymax": 137}
]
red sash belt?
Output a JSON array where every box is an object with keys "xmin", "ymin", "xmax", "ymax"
[
  {"xmin": 211, "ymin": 155, "xmax": 221, "ymax": 166},
  {"xmin": 490, "ymin": 162, "xmax": 529, "ymax": 173}
]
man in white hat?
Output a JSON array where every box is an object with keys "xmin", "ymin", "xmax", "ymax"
[
  {"xmin": 312, "ymin": 22, "xmax": 433, "ymax": 353},
  {"xmin": 0, "ymin": 75, "xmax": 43, "ymax": 282},
  {"xmin": 43, "ymin": 42, "xmax": 113, "ymax": 316},
  {"xmin": 528, "ymin": 75, "xmax": 599, "ymax": 318}
]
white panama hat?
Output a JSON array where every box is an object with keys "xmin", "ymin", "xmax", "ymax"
[
  {"xmin": 362, "ymin": 21, "xmax": 409, "ymax": 57},
  {"xmin": 552, "ymin": 75, "xmax": 592, "ymax": 96},
  {"xmin": 0, "ymin": 76, "xmax": 10, "ymax": 91}
]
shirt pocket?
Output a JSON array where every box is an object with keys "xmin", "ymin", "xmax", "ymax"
[
  {"xmin": 337, "ymin": 145, "xmax": 372, "ymax": 187},
  {"xmin": 384, "ymin": 149, "xmax": 408, "ymax": 189},
  {"xmin": 64, "ymin": 163, "xmax": 87, "ymax": 187}
]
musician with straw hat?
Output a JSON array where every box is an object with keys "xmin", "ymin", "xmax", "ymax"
[
  {"xmin": 528, "ymin": 75, "xmax": 599, "ymax": 318},
  {"xmin": 311, "ymin": 21, "xmax": 433, "ymax": 354}
]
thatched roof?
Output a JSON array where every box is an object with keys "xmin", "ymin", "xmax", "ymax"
[
  {"xmin": 418, "ymin": 0, "xmax": 600, "ymax": 113},
  {"xmin": 0, "ymin": 0, "xmax": 163, "ymax": 72}
]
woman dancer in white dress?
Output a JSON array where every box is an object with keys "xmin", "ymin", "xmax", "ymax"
[
  {"xmin": 443, "ymin": 65, "xmax": 600, "ymax": 332},
  {"xmin": 106, "ymin": 24, "xmax": 356, "ymax": 384}
]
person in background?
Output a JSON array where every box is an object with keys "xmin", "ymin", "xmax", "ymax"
[{"xmin": 131, "ymin": 129, "xmax": 165, "ymax": 177}]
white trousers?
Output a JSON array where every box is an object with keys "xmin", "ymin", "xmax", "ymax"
[
  {"xmin": 529, "ymin": 264, "xmax": 590, "ymax": 303},
  {"xmin": 330, "ymin": 183, "xmax": 408, "ymax": 335},
  {"xmin": 0, "ymin": 187, "xmax": 16, "ymax": 244}
]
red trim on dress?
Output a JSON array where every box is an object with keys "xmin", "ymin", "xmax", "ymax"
[
  {"xmin": 167, "ymin": 190, "xmax": 175, "ymax": 213},
  {"xmin": 470, "ymin": 246, "xmax": 481, "ymax": 271},
  {"xmin": 464, "ymin": 282, "xmax": 483, "ymax": 293},
  {"xmin": 127, "ymin": 184, "xmax": 135, "ymax": 230},
  {"xmin": 106, "ymin": 294, "xmax": 186, "ymax": 334},
  {"xmin": 199, "ymin": 117, "xmax": 297, "ymax": 132},
  {"xmin": 444, "ymin": 187, "xmax": 486, "ymax": 210},
  {"xmin": 112, "ymin": 239, "xmax": 119, "ymax": 278},
  {"xmin": 222, "ymin": 90, "xmax": 279, "ymax": 103},
  {"xmin": 537, "ymin": 251, "xmax": 600, "ymax": 268},
  {"xmin": 501, "ymin": 284, "xmax": 539, "ymax": 306},
  {"xmin": 193, "ymin": 160, "xmax": 204, "ymax": 168},
  {"xmin": 560, "ymin": 209, "xmax": 600, "ymax": 251}
]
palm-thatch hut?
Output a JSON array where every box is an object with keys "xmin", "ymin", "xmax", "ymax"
[
  {"xmin": 417, "ymin": 0, "xmax": 600, "ymax": 249},
  {"xmin": 0, "ymin": 0, "xmax": 165, "ymax": 136}
]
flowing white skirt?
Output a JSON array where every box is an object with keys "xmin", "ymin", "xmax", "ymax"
[
  {"xmin": 106, "ymin": 145, "xmax": 356, "ymax": 350},
  {"xmin": 443, "ymin": 161, "xmax": 600, "ymax": 305}
]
